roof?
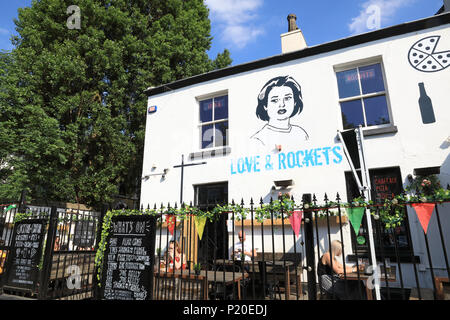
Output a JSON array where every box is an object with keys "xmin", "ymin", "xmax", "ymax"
[{"xmin": 145, "ymin": 12, "xmax": 450, "ymax": 97}]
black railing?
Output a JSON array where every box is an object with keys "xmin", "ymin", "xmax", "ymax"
[
  {"xmin": 149, "ymin": 193, "xmax": 450, "ymax": 301},
  {"xmin": 0, "ymin": 202, "xmax": 104, "ymax": 300}
]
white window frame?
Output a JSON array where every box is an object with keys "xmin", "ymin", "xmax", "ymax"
[
  {"xmin": 334, "ymin": 58, "xmax": 394, "ymax": 130},
  {"xmin": 196, "ymin": 90, "xmax": 229, "ymax": 150}
]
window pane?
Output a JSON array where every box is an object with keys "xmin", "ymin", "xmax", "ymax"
[
  {"xmin": 340, "ymin": 99, "xmax": 365, "ymax": 129},
  {"xmin": 364, "ymin": 95, "xmax": 390, "ymax": 126},
  {"xmin": 200, "ymin": 124, "xmax": 213, "ymax": 149},
  {"xmin": 214, "ymin": 121, "xmax": 228, "ymax": 147},
  {"xmin": 214, "ymin": 95, "xmax": 228, "ymax": 120},
  {"xmin": 200, "ymin": 99, "xmax": 213, "ymax": 123},
  {"xmin": 359, "ymin": 64, "xmax": 385, "ymax": 94},
  {"xmin": 336, "ymin": 68, "xmax": 360, "ymax": 99}
]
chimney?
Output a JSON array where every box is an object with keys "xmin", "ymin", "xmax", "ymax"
[{"xmin": 281, "ymin": 14, "xmax": 307, "ymax": 54}]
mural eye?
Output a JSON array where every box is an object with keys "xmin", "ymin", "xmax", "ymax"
[{"xmin": 270, "ymin": 98, "xmax": 279, "ymax": 103}]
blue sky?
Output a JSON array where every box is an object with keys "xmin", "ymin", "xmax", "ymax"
[{"xmin": 0, "ymin": 0, "xmax": 445, "ymax": 66}]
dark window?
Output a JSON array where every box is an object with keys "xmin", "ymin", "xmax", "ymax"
[
  {"xmin": 199, "ymin": 95, "xmax": 228, "ymax": 149},
  {"xmin": 336, "ymin": 63, "xmax": 391, "ymax": 130},
  {"xmin": 345, "ymin": 167, "xmax": 414, "ymax": 257}
]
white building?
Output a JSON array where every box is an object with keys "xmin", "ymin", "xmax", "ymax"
[{"xmin": 141, "ymin": 9, "xmax": 450, "ymax": 294}]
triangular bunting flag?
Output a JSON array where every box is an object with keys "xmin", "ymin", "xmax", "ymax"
[
  {"xmin": 5, "ymin": 204, "xmax": 16, "ymax": 212},
  {"xmin": 194, "ymin": 216, "xmax": 207, "ymax": 240},
  {"xmin": 347, "ymin": 207, "xmax": 365, "ymax": 236},
  {"xmin": 411, "ymin": 203, "xmax": 435, "ymax": 234},
  {"xmin": 166, "ymin": 215, "xmax": 176, "ymax": 236},
  {"xmin": 288, "ymin": 211, "xmax": 303, "ymax": 239}
]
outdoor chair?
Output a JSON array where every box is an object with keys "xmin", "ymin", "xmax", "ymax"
[{"xmin": 209, "ymin": 264, "xmax": 243, "ymax": 300}]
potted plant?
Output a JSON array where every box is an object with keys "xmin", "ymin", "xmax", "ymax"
[{"xmin": 193, "ymin": 263, "xmax": 201, "ymax": 276}]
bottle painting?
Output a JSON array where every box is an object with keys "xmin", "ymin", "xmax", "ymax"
[{"xmin": 418, "ymin": 82, "xmax": 436, "ymax": 124}]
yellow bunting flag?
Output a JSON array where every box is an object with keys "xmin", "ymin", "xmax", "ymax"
[{"xmin": 194, "ymin": 216, "xmax": 207, "ymax": 240}]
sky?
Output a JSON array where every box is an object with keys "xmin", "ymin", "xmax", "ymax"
[{"xmin": 0, "ymin": 0, "xmax": 445, "ymax": 66}]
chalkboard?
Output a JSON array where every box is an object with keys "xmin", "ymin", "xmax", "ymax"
[
  {"xmin": 100, "ymin": 215, "xmax": 156, "ymax": 300},
  {"xmin": 370, "ymin": 167, "xmax": 403, "ymax": 203},
  {"xmin": 73, "ymin": 220, "xmax": 96, "ymax": 248},
  {"xmin": 3, "ymin": 219, "xmax": 46, "ymax": 292}
]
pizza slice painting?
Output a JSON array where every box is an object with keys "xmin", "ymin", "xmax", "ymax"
[
  {"xmin": 412, "ymin": 36, "xmax": 439, "ymax": 54},
  {"xmin": 416, "ymin": 55, "xmax": 442, "ymax": 72},
  {"xmin": 432, "ymin": 52, "xmax": 450, "ymax": 69},
  {"xmin": 408, "ymin": 35, "xmax": 450, "ymax": 72},
  {"xmin": 409, "ymin": 48, "xmax": 428, "ymax": 67}
]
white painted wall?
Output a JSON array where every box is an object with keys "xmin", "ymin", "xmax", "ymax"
[{"xmin": 143, "ymin": 23, "xmax": 450, "ymax": 290}]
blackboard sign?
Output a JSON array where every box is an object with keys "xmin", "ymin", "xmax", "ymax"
[
  {"xmin": 100, "ymin": 215, "xmax": 156, "ymax": 300},
  {"xmin": 73, "ymin": 220, "xmax": 96, "ymax": 248},
  {"xmin": 3, "ymin": 219, "xmax": 46, "ymax": 292},
  {"xmin": 370, "ymin": 167, "xmax": 403, "ymax": 203}
]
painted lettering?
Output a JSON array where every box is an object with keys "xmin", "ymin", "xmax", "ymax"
[
  {"xmin": 314, "ymin": 148, "xmax": 323, "ymax": 166},
  {"xmin": 322, "ymin": 147, "xmax": 331, "ymax": 165},
  {"xmin": 278, "ymin": 152, "xmax": 286, "ymax": 170},
  {"xmin": 332, "ymin": 146, "xmax": 343, "ymax": 164},
  {"xmin": 302, "ymin": 149, "xmax": 315, "ymax": 167},
  {"xmin": 287, "ymin": 152, "xmax": 296, "ymax": 168}
]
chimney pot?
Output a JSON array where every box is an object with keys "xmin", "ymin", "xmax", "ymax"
[{"xmin": 287, "ymin": 14, "xmax": 298, "ymax": 32}]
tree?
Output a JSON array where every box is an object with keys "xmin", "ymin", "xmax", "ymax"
[{"xmin": 0, "ymin": 0, "xmax": 232, "ymax": 208}]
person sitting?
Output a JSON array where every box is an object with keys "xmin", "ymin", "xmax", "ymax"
[
  {"xmin": 317, "ymin": 240, "xmax": 366, "ymax": 300},
  {"xmin": 160, "ymin": 240, "xmax": 186, "ymax": 272},
  {"xmin": 231, "ymin": 231, "xmax": 257, "ymax": 262}
]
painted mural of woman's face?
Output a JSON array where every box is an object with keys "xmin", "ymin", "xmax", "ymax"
[{"xmin": 264, "ymin": 86, "xmax": 295, "ymax": 122}]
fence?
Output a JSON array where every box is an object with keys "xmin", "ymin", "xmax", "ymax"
[
  {"xmin": 149, "ymin": 192, "xmax": 450, "ymax": 301},
  {"xmin": 0, "ymin": 201, "xmax": 104, "ymax": 300},
  {"xmin": 1, "ymin": 191, "xmax": 449, "ymax": 300}
]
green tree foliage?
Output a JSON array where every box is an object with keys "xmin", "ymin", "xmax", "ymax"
[{"xmin": 0, "ymin": 0, "xmax": 232, "ymax": 207}]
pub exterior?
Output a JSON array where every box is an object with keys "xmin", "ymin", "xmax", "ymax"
[{"xmin": 141, "ymin": 10, "xmax": 450, "ymax": 298}]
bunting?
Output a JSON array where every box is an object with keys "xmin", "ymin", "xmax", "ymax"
[
  {"xmin": 411, "ymin": 203, "xmax": 435, "ymax": 234},
  {"xmin": 288, "ymin": 211, "xmax": 303, "ymax": 239},
  {"xmin": 347, "ymin": 207, "xmax": 365, "ymax": 236},
  {"xmin": 166, "ymin": 215, "xmax": 176, "ymax": 236},
  {"xmin": 194, "ymin": 216, "xmax": 207, "ymax": 240}
]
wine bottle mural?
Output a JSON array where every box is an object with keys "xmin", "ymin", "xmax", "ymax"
[{"xmin": 418, "ymin": 82, "xmax": 436, "ymax": 124}]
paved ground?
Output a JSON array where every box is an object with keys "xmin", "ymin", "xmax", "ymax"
[{"xmin": 0, "ymin": 293, "xmax": 35, "ymax": 300}]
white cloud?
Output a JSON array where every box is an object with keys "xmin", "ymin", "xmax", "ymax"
[
  {"xmin": 205, "ymin": 0, "xmax": 264, "ymax": 49},
  {"xmin": 348, "ymin": 0, "xmax": 416, "ymax": 35},
  {"xmin": 0, "ymin": 28, "xmax": 10, "ymax": 35}
]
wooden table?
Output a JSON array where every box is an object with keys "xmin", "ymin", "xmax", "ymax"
[
  {"xmin": 339, "ymin": 265, "xmax": 397, "ymax": 300},
  {"xmin": 214, "ymin": 259, "xmax": 297, "ymax": 300},
  {"xmin": 154, "ymin": 269, "xmax": 249, "ymax": 300}
]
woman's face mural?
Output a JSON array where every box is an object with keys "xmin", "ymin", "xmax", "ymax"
[
  {"xmin": 265, "ymin": 85, "xmax": 295, "ymax": 121},
  {"xmin": 251, "ymin": 75, "xmax": 309, "ymax": 149}
]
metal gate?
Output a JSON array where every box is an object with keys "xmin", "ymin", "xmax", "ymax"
[{"xmin": 0, "ymin": 202, "xmax": 104, "ymax": 300}]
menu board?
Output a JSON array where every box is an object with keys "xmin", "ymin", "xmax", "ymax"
[
  {"xmin": 73, "ymin": 220, "xmax": 96, "ymax": 248},
  {"xmin": 370, "ymin": 167, "xmax": 402, "ymax": 203},
  {"xmin": 100, "ymin": 215, "xmax": 156, "ymax": 300},
  {"xmin": 3, "ymin": 219, "xmax": 46, "ymax": 292}
]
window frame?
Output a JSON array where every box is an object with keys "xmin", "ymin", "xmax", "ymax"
[
  {"xmin": 334, "ymin": 58, "xmax": 394, "ymax": 131},
  {"xmin": 196, "ymin": 91, "xmax": 229, "ymax": 151}
]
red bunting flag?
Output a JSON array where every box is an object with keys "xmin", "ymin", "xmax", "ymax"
[
  {"xmin": 289, "ymin": 211, "xmax": 303, "ymax": 239},
  {"xmin": 166, "ymin": 215, "xmax": 176, "ymax": 235},
  {"xmin": 411, "ymin": 203, "xmax": 435, "ymax": 234}
]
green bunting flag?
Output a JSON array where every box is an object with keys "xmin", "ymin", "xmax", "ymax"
[
  {"xmin": 347, "ymin": 207, "xmax": 365, "ymax": 236},
  {"xmin": 5, "ymin": 204, "xmax": 17, "ymax": 212},
  {"xmin": 194, "ymin": 216, "xmax": 207, "ymax": 240}
]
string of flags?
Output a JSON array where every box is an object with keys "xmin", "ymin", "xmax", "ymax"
[{"xmin": 164, "ymin": 201, "xmax": 441, "ymax": 239}]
